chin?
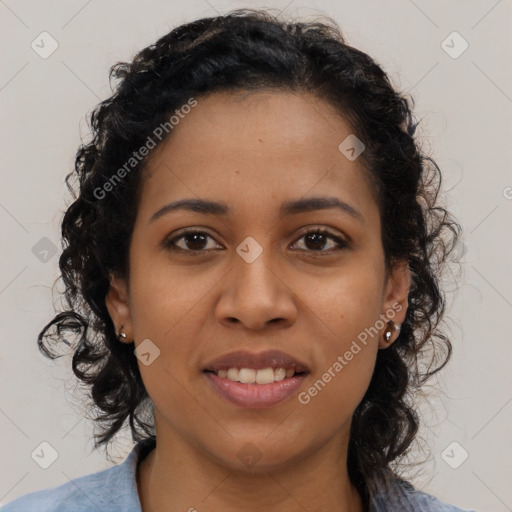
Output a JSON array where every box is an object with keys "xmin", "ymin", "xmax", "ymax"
[{"xmin": 203, "ymin": 432, "xmax": 315, "ymax": 474}]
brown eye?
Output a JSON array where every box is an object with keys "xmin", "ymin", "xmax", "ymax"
[
  {"xmin": 291, "ymin": 229, "xmax": 348, "ymax": 254},
  {"xmin": 164, "ymin": 230, "xmax": 223, "ymax": 253}
]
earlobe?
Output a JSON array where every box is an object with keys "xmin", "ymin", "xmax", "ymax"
[
  {"xmin": 379, "ymin": 261, "xmax": 410, "ymax": 349},
  {"xmin": 105, "ymin": 273, "xmax": 133, "ymax": 343}
]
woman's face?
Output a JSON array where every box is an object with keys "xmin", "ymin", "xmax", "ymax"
[{"xmin": 107, "ymin": 90, "xmax": 409, "ymax": 471}]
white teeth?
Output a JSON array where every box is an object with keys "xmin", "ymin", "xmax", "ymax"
[
  {"xmin": 255, "ymin": 368, "xmax": 274, "ymax": 384},
  {"xmin": 239, "ymin": 368, "xmax": 256, "ymax": 383},
  {"xmin": 216, "ymin": 367, "xmax": 296, "ymax": 384},
  {"xmin": 274, "ymin": 368, "xmax": 286, "ymax": 381},
  {"xmin": 226, "ymin": 368, "xmax": 239, "ymax": 381}
]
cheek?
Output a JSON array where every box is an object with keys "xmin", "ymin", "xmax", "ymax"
[
  {"xmin": 295, "ymin": 316, "xmax": 379, "ymax": 431},
  {"xmin": 299, "ymin": 260, "xmax": 385, "ymax": 345},
  {"xmin": 294, "ymin": 265, "xmax": 384, "ymax": 409},
  {"xmin": 129, "ymin": 276, "xmax": 208, "ymax": 375},
  {"xmin": 297, "ymin": 351, "xmax": 377, "ymax": 440},
  {"xmin": 129, "ymin": 287, "xmax": 207, "ymax": 427},
  {"xmin": 128, "ymin": 249, "xmax": 212, "ymax": 339},
  {"xmin": 126, "ymin": 253, "xmax": 210, "ymax": 392}
]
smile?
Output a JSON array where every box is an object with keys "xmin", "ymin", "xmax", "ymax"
[
  {"xmin": 202, "ymin": 349, "xmax": 310, "ymax": 408},
  {"xmin": 203, "ymin": 371, "xmax": 308, "ymax": 408},
  {"xmin": 216, "ymin": 367, "xmax": 296, "ymax": 383}
]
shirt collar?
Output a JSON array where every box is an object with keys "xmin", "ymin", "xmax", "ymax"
[{"xmin": 111, "ymin": 437, "xmax": 156, "ymax": 512}]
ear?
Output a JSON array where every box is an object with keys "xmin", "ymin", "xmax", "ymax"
[
  {"xmin": 105, "ymin": 272, "xmax": 133, "ymax": 343},
  {"xmin": 379, "ymin": 260, "xmax": 410, "ymax": 349}
]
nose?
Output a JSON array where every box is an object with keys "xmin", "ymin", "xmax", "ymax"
[{"xmin": 215, "ymin": 250, "xmax": 298, "ymax": 331}]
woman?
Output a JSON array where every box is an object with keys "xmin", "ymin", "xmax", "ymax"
[{"xmin": 2, "ymin": 9, "xmax": 475, "ymax": 512}]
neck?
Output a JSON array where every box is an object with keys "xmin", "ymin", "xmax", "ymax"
[{"xmin": 137, "ymin": 429, "xmax": 364, "ymax": 512}]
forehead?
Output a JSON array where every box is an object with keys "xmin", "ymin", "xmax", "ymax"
[{"xmin": 139, "ymin": 90, "xmax": 377, "ymax": 222}]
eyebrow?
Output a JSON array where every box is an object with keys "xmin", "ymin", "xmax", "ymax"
[{"xmin": 150, "ymin": 196, "xmax": 363, "ymax": 223}]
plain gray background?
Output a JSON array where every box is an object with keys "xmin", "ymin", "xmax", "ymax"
[{"xmin": 1, "ymin": 1, "xmax": 511, "ymax": 510}]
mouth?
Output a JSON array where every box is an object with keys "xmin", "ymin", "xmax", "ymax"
[{"xmin": 202, "ymin": 350, "xmax": 309, "ymax": 408}]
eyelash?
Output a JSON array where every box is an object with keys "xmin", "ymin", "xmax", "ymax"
[{"xmin": 163, "ymin": 228, "xmax": 349, "ymax": 256}]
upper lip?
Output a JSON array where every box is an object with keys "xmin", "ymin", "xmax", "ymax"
[{"xmin": 203, "ymin": 350, "xmax": 309, "ymax": 373}]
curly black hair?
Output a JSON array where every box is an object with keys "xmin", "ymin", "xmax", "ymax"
[{"xmin": 38, "ymin": 8, "xmax": 460, "ymax": 505}]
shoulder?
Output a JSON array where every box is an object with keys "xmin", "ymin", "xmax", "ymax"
[
  {"xmin": 1, "ymin": 466, "xmax": 125, "ymax": 512},
  {"xmin": 1, "ymin": 440, "xmax": 154, "ymax": 512},
  {"xmin": 401, "ymin": 486, "xmax": 476, "ymax": 512},
  {"xmin": 372, "ymin": 476, "xmax": 477, "ymax": 512}
]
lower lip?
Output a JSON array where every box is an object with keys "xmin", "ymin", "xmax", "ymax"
[{"xmin": 203, "ymin": 372, "xmax": 308, "ymax": 408}]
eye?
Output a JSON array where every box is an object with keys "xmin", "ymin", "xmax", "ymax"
[
  {"xmin": 290, "ymin": 228, "xmax": 348, "ymax": 254},
  {"xmin": 163, "ymin": 227, "xmax": 349, "ymax": 255},
  {"xmin": 163, "ymin": 229, "xmax": 223, "ymax": 254}
]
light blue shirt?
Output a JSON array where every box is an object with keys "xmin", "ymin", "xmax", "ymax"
[{"xmin": 2, "ymin": 439, "xmax": 476, "ymax": 511}]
